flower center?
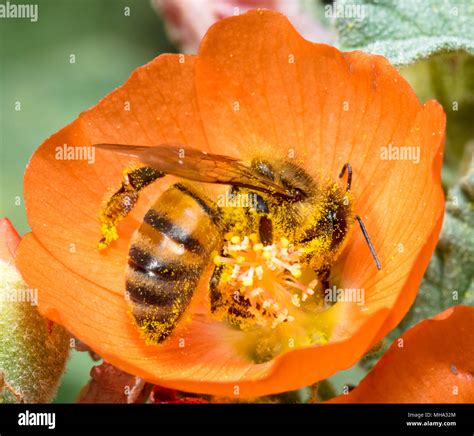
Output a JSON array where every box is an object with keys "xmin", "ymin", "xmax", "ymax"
[{"xmin": 213, "ymin": 233, "xmax": 321, "ymax": 329}]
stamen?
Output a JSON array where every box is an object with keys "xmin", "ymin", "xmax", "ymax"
[{"xmin": 214, "ymin": 233, "xmax": 319, "ymax": 329}]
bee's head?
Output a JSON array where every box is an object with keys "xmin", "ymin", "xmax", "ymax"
[
  {"xmin": 250, "ymin": 159, "xmax": 320, "ymax": 236},
  {"xmin": 251, "ymin": 158, "xmax": 316, "ymax": 202}
]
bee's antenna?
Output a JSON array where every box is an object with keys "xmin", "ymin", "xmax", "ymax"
[
  {"xmin": 341, "ymin": 164, "xmax": 380, "ymax": 269},
  {"xmin": 355, "ymin": 215, "xmax": 381, "ymax": 270},
  {"xmin": 339, "ymin": 163, "xmax": 352, "ymax": 191}
]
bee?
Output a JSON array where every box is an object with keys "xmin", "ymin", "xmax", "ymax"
[{"xmin": 96, "ymin": 143, "xmax": 381, "ymax": 344}]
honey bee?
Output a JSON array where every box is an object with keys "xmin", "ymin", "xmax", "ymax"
[{"xmin": 96, "ymin": 144, "xmax": 381, "ymax": 344}]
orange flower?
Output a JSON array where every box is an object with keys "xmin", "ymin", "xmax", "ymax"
[
  {"xmin": 329, "ymin": 306, "xmax": 474, "ymax": 403},
  {"xmin": 16, "ymin": 10, "xmax": 445, "ymax": 397}
]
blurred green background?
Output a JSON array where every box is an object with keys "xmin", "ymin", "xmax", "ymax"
[
  {"xmin": 0, "ymin": 0, "xmax": 175, "ymax": 403},
  {"xmin": 1, "ymin": 0, "xmax": 367, "ymax": 403}
]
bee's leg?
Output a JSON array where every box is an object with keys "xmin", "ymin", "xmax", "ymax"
[
  {"xmin": 209, "ymin": 257, "xmax": 253, "ymax": 323},
  {"xmin": 224, "ymin": 188, "xmax": 273, "ymax": 246},
  {"xmin": 254, "ymin": 193, "xmax": 273, "ymax": 246},
  {"xmin": 209, "ymin": 262, "xmax": 225, "ymax": 314},
  {"xmin": 339, "ymin": 163, "xmax": 352, "ymax": 191},
  {"xmin": 259, "ymin": 216, "xmax": 273, "ymax": 246},
  {"xmin": 317, "ymin": 267, "xmax": 331, "ymax": 295},
  {"xmin": 99, "ymin": 166, "xmax": 164, "ymax": 249}
]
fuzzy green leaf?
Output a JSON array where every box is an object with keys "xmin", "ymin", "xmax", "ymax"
[
  {"xmin": 0, "ymin": 261, "xmax": 70, "ymax": 403},
  {"xmin": 400, "ymin": 52, "xmax": 474, "ymax": 186},
  {"xmin": 333, "ymin": 0, "xmax": 474, "ymax": 66}
]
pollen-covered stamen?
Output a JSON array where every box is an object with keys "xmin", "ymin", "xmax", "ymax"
[{"xmin": 214, "ymin": 233, "xmax": 318, "ymax": 329}]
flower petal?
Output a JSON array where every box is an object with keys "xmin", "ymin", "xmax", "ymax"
[
  {"xmin": 195, "ymin": 9, "xmax": 445, "ymax": 341},
  {"xmin": 17, "ymin": 232, "xmax": 391, "ymax": 397},
  {"xmin": 16, "ymin": 10, "xmax": 446, "ymax": 396},
  {"xmin": 21, "ymin": 54, "xmax": 211, "ymax": 295},
  {"xmin": 329, "ymin": 306, "xmax": 474, "ymax": 403},
  {"xmin": 0, "ymin": 218, "xmax": 20, "ymax": 264}
]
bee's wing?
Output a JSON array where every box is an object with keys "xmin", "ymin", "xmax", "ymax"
[{"xmin": 96, "ymin": 143, "xmax": 294, "ymax": 199}]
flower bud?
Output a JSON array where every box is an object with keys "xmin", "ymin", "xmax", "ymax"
[{"xmin": 0, "ymin": 218, "xmax": 70, "ymax": 403}]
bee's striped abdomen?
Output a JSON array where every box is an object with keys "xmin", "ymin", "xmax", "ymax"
[{"xmin": 125, "ymin": 183, "xmax": 221, "ymax": 344}]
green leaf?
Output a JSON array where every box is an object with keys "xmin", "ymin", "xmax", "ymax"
[
  {"xmin": 333, "ymin": 1, "xmax": 474, "ymax": 186},
  {"xmin": 0, "ymin": 0, "xmax": 175, "ymax": 236},
  {"xmin": 391, "ymin": 164, "xmax": 474, "ymax": 337},
  {"xmin": 333, "ymin": 0, "xmax": 474, "ymax": 66},
  {"xmin": 400, "ymin": 51, "xmax": 474, "ymax": 187},
  {"xmin": 0, "ymin": 261, "xmax": 70, "ymax": 403}
]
